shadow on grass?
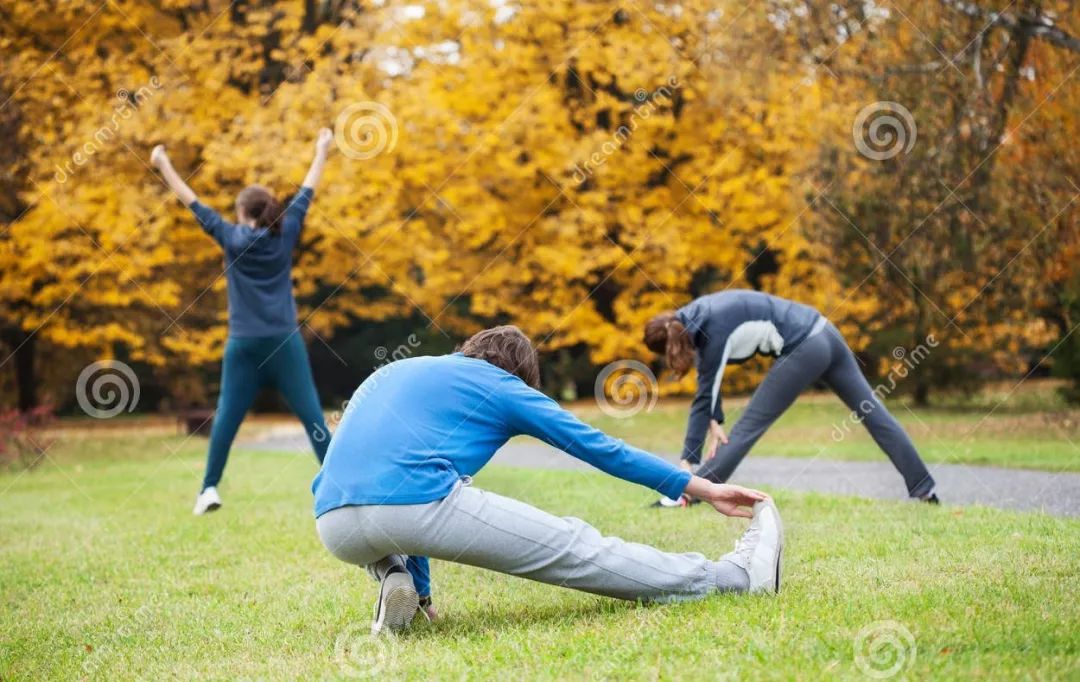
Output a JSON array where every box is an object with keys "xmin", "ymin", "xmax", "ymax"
[{"xmin": 404, "ymin": 596, "xmax": 663, "ymax": 640}]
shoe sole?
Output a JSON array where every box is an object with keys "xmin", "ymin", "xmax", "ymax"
[
  {"xmin": 193, "ymin": 501, "xmax": 221, "ymax": 515},
  {"xmin": 371, "ymin": 572, "xmax": 418, "ymax": 635},
  {"xmin": 766, "ymin": 500, "xmax": 784, "ymax": 594}
]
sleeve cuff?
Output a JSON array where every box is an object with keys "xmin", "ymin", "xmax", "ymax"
[
  {"xmin": 188, "ymin": 201, "xmax": 216, "ymax": 232},
  {"xmin": 658, "ymin": 469, "xmax": 693, "ymax": 501}
]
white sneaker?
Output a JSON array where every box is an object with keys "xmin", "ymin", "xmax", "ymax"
[
  {"xmin": 371, "ymin": 571, "xmax": 419, "ymax": 635},
  {"xmin": 193, "ymin": 486, "xmax": 222, "ymax": 515},
  {"xmin": 653, "ymin": 495, "xmax": 688, "ymax": 508},
  {"xmin": 726, "ymin": 499, "xmax": 784, "ymax": 594}
]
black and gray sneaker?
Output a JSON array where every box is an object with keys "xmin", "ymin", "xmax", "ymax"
[{"xmin": 371, "ymin": 570, "xmax": 419, "ymax": 635}]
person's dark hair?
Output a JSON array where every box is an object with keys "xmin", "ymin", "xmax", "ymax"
[
  {"xmin": 458, "ymin": 325, "xmax": 541, "ymax": 388},
  {"xmin": 643, "ymin": 311, "xmax": 695, "ymax": 379},
  {"xmin": 236, "ymin": 185, "xmax": 285, "ymax": 233}
]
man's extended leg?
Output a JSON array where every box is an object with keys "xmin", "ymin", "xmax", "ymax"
[
  {"xmin": 318, "ymin": 483, "xmax": 753, "ymax": 604},
  {"xmin": 695, "ymin": 332, "xmax": 833, "ymax": 483},
  {"xmin": 821, "ymin": 324, "xmax": 936, "ymax": 498}
]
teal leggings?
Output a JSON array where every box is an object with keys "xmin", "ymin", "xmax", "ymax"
[{"xmin": 202, "ymin": 332, "xmax": 329, "ymax": 490}]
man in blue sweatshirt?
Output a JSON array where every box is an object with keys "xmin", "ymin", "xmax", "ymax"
[{"xmin": 313, "ymin": 326, "xmax": 784, "ymax": 634}]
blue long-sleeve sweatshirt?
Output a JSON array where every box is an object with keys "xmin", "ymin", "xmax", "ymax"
[
  {"xmin": 311, "ymin": 353, "xmax": 691, "ymax": 516},
  {"xmin": 188, "ymin": 188, "xmax": 313, "ymax": 337},
  {"xmin": 677, "ymin": 290, "xmax": 824, "ymax": 462}
]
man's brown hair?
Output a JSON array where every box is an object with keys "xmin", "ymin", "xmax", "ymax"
[{"xmin": 458, "ymin": 325, "xmax": 541, "ymax": 388}]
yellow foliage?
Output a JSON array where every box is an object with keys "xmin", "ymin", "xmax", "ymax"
[{"xmin": 3, "ymin": 0, "xmax": 1073, "ymax": 405}]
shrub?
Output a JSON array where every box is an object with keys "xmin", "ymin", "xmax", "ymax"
[{"xmin": 0, "ymin": 405, "xmax": 55, "ymax": 470}]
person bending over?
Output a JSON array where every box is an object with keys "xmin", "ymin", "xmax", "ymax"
[
  {"xmin": 312, "ymin": 326, "xmax": 784, "ymax": 634},
  {"xmin": 151, "ymin": 129, "xmax": 334, "ymax": 515},
  {"xmin": 644, "ymin": 289, "xmax": 937, "ymax": 507}
]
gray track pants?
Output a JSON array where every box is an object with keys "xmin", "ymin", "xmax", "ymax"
[
  {"xmin": 316, "ymin": 480, "xmax": 748, "ymax": 603},
  {"xmin": 695, "ymin": 322, "xmax": 936, "ymax": 498}
]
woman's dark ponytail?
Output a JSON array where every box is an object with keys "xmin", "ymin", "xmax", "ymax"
[
  {"xmin": 643, "ymin": 311, "xmax": 695, "ymax": 379},
  {"xmin": 236, "ymin": 185, "xmax": 285, "ymax": 234}
]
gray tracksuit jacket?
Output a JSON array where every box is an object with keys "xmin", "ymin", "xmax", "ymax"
[{"xmin": 675, "ymin": 290, "xmax": 823, "ymax": 462}]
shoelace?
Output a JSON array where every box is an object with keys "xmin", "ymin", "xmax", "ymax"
[{"xmin": 730, "ymin": 515, "xmax": 762, "ymax": 567}]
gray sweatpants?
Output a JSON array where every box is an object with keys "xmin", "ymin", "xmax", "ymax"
[
  {"xmin": 316, "ymin": 480, "xmax": 749, "ymax": 603},
  {"xmin": 695, "ymin": 322, "xmax": 935, "ymax": 498}
]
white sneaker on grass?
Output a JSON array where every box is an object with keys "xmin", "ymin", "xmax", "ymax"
[
  {"xmin": 192, "ymin": 486, "xmax": 222, "ymax": 515},
  {"xmin": 725, "ymin": 499, "xmax": 784, "ymax": 594},
  {"xmin": 652, "ymin": 495, "xmax": 688, "ymax": 508},
  {"xmin": 371, "ymin": 571, "xmax": 419, "ymax": 636}
]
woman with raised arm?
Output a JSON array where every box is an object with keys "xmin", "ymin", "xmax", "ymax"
[
  {"xmin": 151, "ymin": 129, "xmax": 334, "ymax": 515},
  {"xmin": 644, "ymin": 290, "xmax": 938, "ymax": 507}
]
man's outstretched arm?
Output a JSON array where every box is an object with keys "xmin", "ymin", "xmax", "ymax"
[{"xmin": 499, "ymin": 378, "xmax": 768, "ymax": 517}]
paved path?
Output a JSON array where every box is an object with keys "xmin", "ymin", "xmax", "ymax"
[{"xmin": 247, "ymin": 429, "xmax": 1080, "ymax": 517}]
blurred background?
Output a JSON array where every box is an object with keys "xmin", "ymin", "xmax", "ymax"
[{"xmin": 1, "ymin": 0, "xmax": 1078, "ymax": 420}]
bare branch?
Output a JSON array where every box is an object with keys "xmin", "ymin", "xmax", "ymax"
[{"xmin": 939, "ymin": 0, "xmax": 1080, "ymax": 53}]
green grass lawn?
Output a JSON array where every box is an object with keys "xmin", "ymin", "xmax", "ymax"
[
  {"xmin": 573, "ymin": 380, "xmax": 1080, "ymax": 472},
  {"xmin": 2, "ymin": 433, "xmax": 1078, "ymax": 679}
]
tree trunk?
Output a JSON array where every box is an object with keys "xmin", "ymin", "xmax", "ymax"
[
  {"xmin": 4, "ymin": 329, "xmax": 37, "ymax": 411},
  {"xmin": 914, "ymin": 380, "xmax": 930, "ymax": 407},
  {"xmin": 912, "ymin": 276, "xmax": 931, "ymax": 407}
]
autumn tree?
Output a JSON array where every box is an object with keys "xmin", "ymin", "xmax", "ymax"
[
  {"xmin": 328, "ymin": 0, "xmax": 846, "ymax": 395},
  {"xmin": 2, "ymin": 0, "xmax": 1076, "ymax": 410},
  {"xmin": 778, "ymin": 0, "xmax": 1079, "ymax": 402},
  {"xmin": 0, "ymin": 1, "xmax": 187, "ymax": 410}
]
